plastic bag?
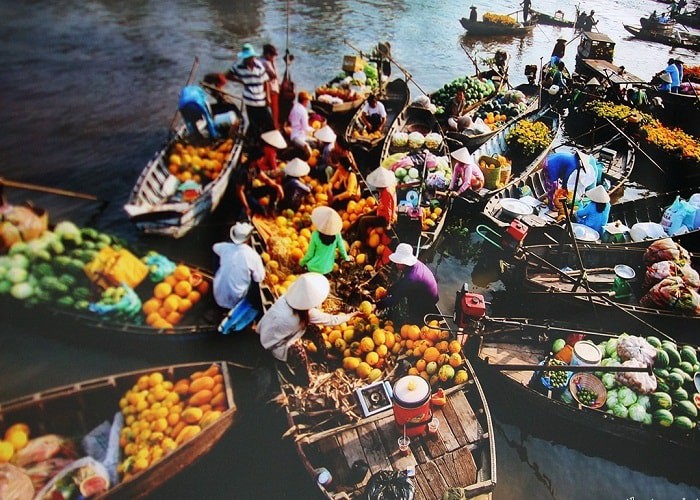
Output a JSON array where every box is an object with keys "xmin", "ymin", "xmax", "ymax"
[
  {"xmin": 616, "ymin": 335, "xmax": 656, "ymax": 365},
  {"xmin": 643, "ymin": 238, "xmax": 690, "ymax": 266},
  {"xmin": 643, "ymin": 260, "xmax": 700, "ymax": 292},
  {"xmin": 660, "ymin": 196, "xmax": 696, "ymax": 236},
  {"xmin": 365, "ymin": 470, "xmax": 415, "ymax": 500},
  {"xmin": 630, "ymin": 222, "xmax": 667, "ymax": 242},
  {"xmin": 615, "ymin": 359, "xmax": 657, "ymax": 394},
  {"xmin": 640, "ymin": 276, "xmax": 700, "ymax": 314},
  {"xmin": 687, "ymin": 193, "xmax": 700, "ymax": 229},
  {"xmin": 0, "ymin": 464, "xmax": 34, "ymax": 500}
]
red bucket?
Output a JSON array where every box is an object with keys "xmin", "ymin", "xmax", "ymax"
[{"xmin": 392, "ymin": 375, "xmax": 432, "ymax": 436}]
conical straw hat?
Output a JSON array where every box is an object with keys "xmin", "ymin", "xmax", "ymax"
[
  {"xmin": 314, "ymin": 125, "xmax": 337, "ymax": 143},
  {"xmin": 285, "ymin": 272, "xmax": 330, "ymax": 310},
  {"xmin": 284, "ymin": 157, "xmax": 310, "ymax": 177},
  {"xmin": 585, "ymin": 184, "xmax": 610, "ymax": 203},
  {"xmin": 311, "ymin": 206, "xmax": 343, "ymax": 235},
  {"xmin": 366, "ymin": 166, "xmax": 397, "ymax": 188},
  {"xmin": 450, "ymin": 147, "xmax": 472, "ymax": 165},
  {"xmin": 261, "ymin": 129, "xmax": 287, "ymax": 149}
]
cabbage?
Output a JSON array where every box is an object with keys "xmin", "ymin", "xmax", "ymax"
[
  {"xmin": 407, "ymin": 131, "xmax": 425, "ymax": 149},
  {"xmin": 54, "ymin": 221, "xmax": 82, "ymax": 243},
  {"xmin": 10, "ymin": 254, "xmax": 29, "ymax": 269},
  {"xmin": 612, "ymin": 403, "xmax": 629, "ymax": 418},
  {"xmin": 628, "ymin": 403, "xmax": 647, "ymax": 422},
  {"xmin": 636, "ymin": 394, "xmax": 651, "ymax": 411},
  {"xmin": 606, "ymin": 392, "xmax": 618, "ymax": 410},
  {"xmin": 7, "ymin": 267, "xmax": 28, "ymax": 284},
  {"xmin": 601, "ymin": 373, "xmax": 616, "ymax": 390},
  {"xmin": 408, "ymin": 167, "xmax": 420, "ymax": 180},
  {"xmin": 424, "ymin": 132, "xmax": 443, "ymax": 149},
  {"xmin": 642, "ymin": 413, "xmax": 653, "ymax": 425},
  {"xmin": 617, "ymin": 386, "xmax": 637, "ymax": 407},
  {"xmin": 394, "ymin": 167, "xmax": 407, "ymax": 179},
  {"xmin": 391, "ymin": 132, "xmax": 408, "ymax": 148},
  {"xmin": 10, "ymin": 282, "xmax": 33, "ymax": 300},
  {"xmin": 605, "ymin": 338, "xmax": 618, "ymax": 357}
]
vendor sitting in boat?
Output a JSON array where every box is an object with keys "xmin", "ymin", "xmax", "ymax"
[
  {"xmin": 575, "ymin": 185, "xmax": 611, "ymax": 235},
  {"xmin": 233, "ymin": 149, "xmax": 284, "ymax": 218},
  {"xmin": 278, "ymin": 158, "xmax": 312, "ymax": 212},
  {"xmin": 449, "ymin": 147, "xmax": 484, "ymax": 195},
  {"xmin": 312, "ymin": 125, "xmax": 337, "ymax": 181},
  {"xmin": 299, "ymin": 206, "xmax": 352, "ymax": 275},
  {"xmin": 178, "ymin": 85, "xmax": 219, "ymax": 140},
  {"xmin": 327, "ymin": 155, "xmax": 360, "ymax": 209},
  {"xmin": 360, "ymin": 94, "xmax": 387, "ymax": 133},
  {"xmin": 357, "ymin": 166, "xmax": 398, "ymax": 238},
  {"xmin": 377, "ymin": 243, "xmax": 439, "ymax": 324},
  {"xmin": 543, "ymin": 150, "xmax": 596, "ymax": 210},
  {"xmin": 251, "ymin": 129, "xmax": 287, "ymax": 176},
  {"xmin": 447, "ymin": 88, "xmax": 466, "ymax": 131}
]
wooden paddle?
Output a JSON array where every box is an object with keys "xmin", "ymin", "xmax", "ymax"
[{"xmin": 1, "ymin": 178, "xmax": 98, "ymax": 201}]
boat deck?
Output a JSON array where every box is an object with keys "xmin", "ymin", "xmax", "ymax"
[
  {"xmin": 298, "ymin": 383, "xmax": 491, "ymax": 499},
  {"xmin": 480, "ymin": 342, "xmax": 540, "ymax": 386},
  {"xmin": 580, "ymin": 59, "xmax": 644, "ymax": 85}
]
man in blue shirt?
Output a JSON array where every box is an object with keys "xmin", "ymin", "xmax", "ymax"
[
  {"xmin": 657, "ymin": 58, "xmax": 680, "ymax": 93},
  {"xmin": 178, "ymin": 85, "xmax": 219, "ymax": 139}
]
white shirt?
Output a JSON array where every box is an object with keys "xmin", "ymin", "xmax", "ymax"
[
  {"xmin": 212, "ymin": 242, "xmax": 265, "ymax": 309},
  {"xmin": 257, "ymin": 297, "xmax": 353, "ymax": 361},
  {"xmin": 289, "ymin": 101, "xmax": 312, "ymax": 143},
  {"xmin": 362, "ymin": 100, "xmax": 387, "ymax": 118}
]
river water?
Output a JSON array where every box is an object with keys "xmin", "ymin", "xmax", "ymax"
[{"xmin": 1, "ymin": 0, "xmax": 699, "ymax": 498}]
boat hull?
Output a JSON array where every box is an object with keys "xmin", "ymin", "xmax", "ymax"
[{"xmin": 460, "ymin": 18, "xmax": 535, "ymax": 36}]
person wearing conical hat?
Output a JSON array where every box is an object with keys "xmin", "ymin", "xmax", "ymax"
[
  {"xmin": 449, "ymin": 147, "xmax": 484, "ymax": 195},
  {"xmin": 543, "ymin": 149, "xmax": 595, "ymax": 209},
  {"xmin": 252, "ymin": 129, "xmax": 287, "ymax": 174},
  {"xmin": 313, "ymin": 125, "xmax": 337, "ymax": 181},
  {"xmin": 299, "ymin": 206, "xmax": 352, "ymax": 275},
  {"xmin": 575, "ymin": 184, "xmax": 611, "ymax": 235},
  {"xmin": 256, "ymin": 272, "xmax": 359, "ymax": 383},
  {"xmin": 278, "ymin": 157, "xmax": 312, "ymax": 212},
  {"xmin": 376, "ymin": 243, "xmax": 439, "ymax": 324},
  {"xmin": 212, "ymin": 222, "xmax": 265, "ymax": 310},
  {"xmin": 233, "ymin": 145, "xmax": 285, "ymax": 218},
  {"xmin": 357, "ymin": 166, "xmax": 398, "ymax": 239}
]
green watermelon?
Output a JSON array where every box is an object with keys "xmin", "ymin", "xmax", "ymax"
[
  {"xmin": 646, "ymin": 336, "xmax": 662, "ymax": 348},
  {"xmin": 678, "ymin": 361, "xmax": 695, "ymax": 376},
  {"xmin": 676, "ymin": 400, "xmax": 698, "ymax": 419},
  {"xmin": 680, "ymin": 345, "xmax": 698, "ymax": 365},
  {"xmin": 652, "ymin": 392, "xmax": 673, "ymax": 410},
  {"xmin": 661, "ymin": 340, "xmax": 678, "ymax": 351},
  {"xmin": 653, "ymin": 409, "xmax": 674, "ymax": 427},
  {"xmin": 664, "ymin": 346, "xmax": 682, "ymax": 367},
  {"xmin": 654, "ymin": 349, "xmax": 670, "ymax": 368},
  {"xmin": 656, "ymin": 377, "xmax": 670, "ymax": 393},
  {"xmin": 653, "ymin": 368, "xmax": 670, "ymax": 378},
  {"xmin": 667, "ymin": 372, "xmax": 685, "ymax": 390},
  {"xmin": 673, "ymin": 415, "xmax": 695, "ymax": 430},
  {"xmin": 671, "ymin": 387, "xmax": 689, "ymax": 402},
  {"xmin": 671, "ymin": 367, "xmax": 692, "ymax": 384}
]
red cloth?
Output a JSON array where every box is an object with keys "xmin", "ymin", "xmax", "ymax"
[{"xmin": 376, "ymin": 187, "xmax": 397, "ymax": 225}]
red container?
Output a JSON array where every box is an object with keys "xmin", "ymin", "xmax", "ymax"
[
  {"xmin": 392, "ymin": 375, "xmax": 432, "ymax": 436},
  {"xmin": 506, "ymin": 219, "xmax": 528, "ymax": 243},
  {"xmin": 458, "ymin": 293, "xmax": 486, "ymax": 322}
]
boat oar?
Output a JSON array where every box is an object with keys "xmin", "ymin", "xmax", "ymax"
[
  {"xmin": 199, "ymin": 82, "xmax": 244, "ymax": 107},
  {"xmin": 1, "ymin": 178, "xmax": 99, "ymax": 201},
  {"xmin": 168, "ymin": 56, "xmax": 200, "ymax": 133},
  {"xmin": 486, "ymin": 362, "xmax": 653, "ymax": 374},
  {"xmin": 460, "ymin": 43, "xmax": 481, "ymax": 76},
  {"xmin": 602, "ymin": 117, "xmax": 666, "ymax": 175}
]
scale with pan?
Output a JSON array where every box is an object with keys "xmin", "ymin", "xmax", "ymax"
[{"xmin": 355, "ymin": 381, "xmax": 393, "ymax": 417}]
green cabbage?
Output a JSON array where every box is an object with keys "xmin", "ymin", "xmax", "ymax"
[
  {"xmin": 636, "ymin": 394, "xmax": 651, "ymax": 411},
  {"xmin": 606, "ymin": 390, "xmax": 618, "ymax": 410},
  {"xmin": 617, "ymin": 387, "xmax": 638, "ymax": 407},
  {"xmin": 605, "ymin": 338, "xmax": 618, "ymax": 357},
  {"xmin": 612, "ymin": 403, "xmax": 629, "ymax": 418},
  {"xmin": 628, "ymin": 403, "xmax": 647, "ymax": 422},
  {"xmin": 54, "ymin": 221, "xmax": 82, "ymax": 242},
  {"xmin": 10, "ymin": 282, "xmax": 33, "ymax": 300},
  {"xmin": 642, "ymin": 413, "xmax": 653, "ymax": 425},
  {"xmin": 602, "ymin": 373, "xmax": 616, "ymax": 389},
  {"xmin": 7, "ymin": 267, "xmax": 28, "ymax": 284}
]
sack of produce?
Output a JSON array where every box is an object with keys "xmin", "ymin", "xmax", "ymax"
[
  {"xmin": 0, "ymin": 464, "xmax": 35, "ymax": 500},
  {"xmin": 643, "ymin": 238, "xmax": 690, "ymax": 267},
  {"xmin": 35, "ymin": 456, "xmax": 110, "ymax": 500},
  {"xmin": 424, "ymin": 132, "xmax": 443, "ymax": 150},
  {"xmin": 365, "ymin": 470, "xmax": 415, "ymax": 500},
  {"xmin": 84, "ymin": 246, "xmax": 148, "ymax": 290},
  {"xmin": 630, "ymin": 222, "xmax": 666, "ymax": 242},
  {"xmin": 615, "ymin": 335, "xmax": 657, "ymax": 366},
  {"xmin": 640, "ymin": 276, "xmax": 700, "ymax": 314},
  {"xmin": 615, "ymin": 359, "xmax": 657, "ymax": 394},
  {"xmin": 660, "ymin": 196, "xmax": 696, "ymax": 236},
  {"xmin": 407, "ymin": 132, "xmax": 425, "ymax": 150},
  {"xmin": 0, "ymin": 204, "xmax": 49, "ymax": 253},
  {"xmin": 643, "ymin": 260, "xmax": 700, "ymax": 293}
]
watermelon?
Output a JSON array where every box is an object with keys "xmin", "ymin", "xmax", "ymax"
[
  {"xmin": 80, "ymin": 475, "xmax": 109, "ymax": 497},
  {"xmin": 656, "ymin": 377, "xmax": 670, "ymax": 393},
  {"xmin": 653, "ymin": 368, "xmax": 670, "ymax": 378},
  {"xmin": 666, "ymin": 372, "xmax": 684, "ymax": 390},
  {"xmin": 663, "ymin": 346, "xmax": 682, "ymax": 367},
  {"xmin": 654, "ymin": 349, "xmax": 670, "ymax": 368},
  {"xmin": 670, "ymin": 367, "xmax": 692, "ymax": 384},
  {"xmin": 677, "ymin": 400, "xmax": 698, "ymax": 419},
  {"xmin": 673, "ymin": 415, "xmax": 696, "ymax": 430},
  {"xmin": 661, "ymin": 340, "xmax": 678, "ymax": 351},
  {"xmin": 646, "ymin": 336, "xmax": 662, "ymax": 348},
  {"xmin": 678, "ymin": 361, "xmax": 695, "ymax": 375},
  {"xmin": 653, "ymin": 409, "xmax": 674, "ymax": 427},
  {"xmin": 671, "ymin": 387, "xmax": 689, "ymax": 402},
  {"xmin": 680, "ymin": 345, "xmax": 698, "ymax": 365},
  {"xmin": 652, "ymin": 392, "xmax": 673, "ymax": 410}
]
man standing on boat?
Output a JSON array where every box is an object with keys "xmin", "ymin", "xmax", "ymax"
[
  {"xmin": 177, "ymin": 85, "xmax": 219, "ymax": 140},
  {"xmin": 656, "ymin": 59, "xmax": 680, "ymax": 93},
  {"xmin": 212, "ymin": 222, "xmax": 265, "ymax": 311},
  {"xmin": 288, "ymin": 90, "xmax": 315, "ymax": 159},
  {"xmin": 224, "ymin": 43, "xmax": 274, "ymax": 142},
  {"xmin": 521, "ymin": 0, "xmax": 531, "ymax": 22},
  {"xmin": 581, "ymin": 10, "xmax": 597, "ymax": 31},
  {"xmin": 469, "ymin": 5, "xmax": 478, "ymax": 22}
]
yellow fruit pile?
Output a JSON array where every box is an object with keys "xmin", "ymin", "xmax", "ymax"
[
  {"xmin": 118, "ymin": 364, "xmax": 226, "ymax": 480},
  {"xmin": 483, "ymin": 12, "xmax": 518, "ymax": 26},
  {"xmin": 142, "ymin": 265, "xmax": 208, "ymax": 330},
  {"xmin": 484, "ymin": 112, "xmax": 507, "ymax": 129},
  {"xmin": 0, "ymin": 423, "xmax": 30, "ymax": 463},
  {"xmin": 421, "ymin": 205, "xmax": 443, "ymax": 232},
  {"xmin": 353, "ymin": 128, "xmax": 384, "ymax": 141},
  {"xmin": 168, "ymin": 139, "xmax": 234, "ymax": 184}
]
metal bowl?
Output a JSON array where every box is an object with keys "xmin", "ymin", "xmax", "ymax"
[
  {"xmin": 571, "ymin": 223, "xmax": 600, "ymax": 242},
  {"xmin": 499, "ymin": 198, "xmax": 534, "ymax": 219},
  {"xmin": 614, "ymin": 264, "xmax": 636, "ymax": 280}
]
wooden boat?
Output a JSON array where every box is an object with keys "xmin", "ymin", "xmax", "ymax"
[
  {"xmin": 674, "ymin": 9, "xmax": 700, "ymax": 29},
  {"xmin": 531, "ymin": 9, "xmax": 575, "ymax": 27},
  {"xmin": 124, "ymin": 92, "xmax": 244, "ymax": 239},
  {"xmin": 455, "ymin": 106, "xmax": 560, "ymax": 210},
  {"xmin": 459, "ymin": 17, "xmax": 535, "ymax": 36},
  {"xmin": 344, "ymin": 79, "xmax": 410, "ymax": 151},
  {"xmin": 0, "ymin": 361, "xmax": 237, "ymax": 498},
  {"xmin": 460, "ymin": 318, "xmax": 700, "ymax": 485},
  {"xmin": 623, "ymin": 24, "xmax": 700, "ymax": 51},
  {"xmin": 574, "ymin": 32, "xmax": 646, "ymax": 86},
  {"xmin": 501, "ymin": 242, "xmax": 700, "ymax": 342},
  {"xmin": 481, "ymin": 132, "xmax": 635, "ymax": 234},
  {"xmin": 378, "ymin": 105, "xmax": 454, "ymax": 253},
  {"xmin": 446, "ymin": 83, "xmax": 540, "ymax": 151},
  {"xmin": 644, "ymin": 87, "xmax": 700, "ymax": 137}
]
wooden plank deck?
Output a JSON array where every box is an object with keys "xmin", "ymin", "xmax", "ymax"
[
  {"xmin": 582, "ymin": 59, "xmax": 645, "ymax": 85},
  {"xmin": 481, "ymin": 342, "xmax": 541, "ymax": 385},
  {"xmin": 298, "ymin": 385, "xmax": 486, "ymax": 499}
]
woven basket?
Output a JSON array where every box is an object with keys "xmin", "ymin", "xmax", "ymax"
[{"xmin": 569, "ymin": 373, "xmax": 607, "ymax": 409}]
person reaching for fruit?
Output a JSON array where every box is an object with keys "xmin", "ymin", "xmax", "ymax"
[
  {"xmin": 448, "ymin": 147, "xmax": 484, "ymax": 195},
  {"xmin": 299, "ymin": 207, "xmax": 352, "ymax": 275},
  {"xmin": 256, "ymin": 273, "xmax": 359, "ymax": 385},
  {"xmin": 232, "ymin": 150, "xmax": 284, "ymax": 218},
  {"xmin": 327, "ymin": 156, "xmax": 360, "ymax": 210},
  {"xmin": 278, "ymin": 158, "xmax": 312, "ymax": 212},
  {"xmin": 313, "ymin": 125, "xmax": 337, "ymax": 181},
  {"xmin": 356, "ymin": 166, "xmax": 398, "ymax": 239},
  {"xmin": 177, "ymin": 85, "xmax": 219, "ymax": 140}
]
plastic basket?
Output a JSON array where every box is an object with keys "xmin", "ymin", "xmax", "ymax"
[{"xmin": 569, "ymin": 373, "xmax": 607, "ymax": 409}]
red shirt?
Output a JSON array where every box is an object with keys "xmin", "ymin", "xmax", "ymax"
[{"xmin": 377, "ymin": 187, "xmax": 397, "ymax": 224}]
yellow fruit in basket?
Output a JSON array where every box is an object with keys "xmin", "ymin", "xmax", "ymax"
[
  {"xmin": 365, "ymin": 351, "xmax": 379, "ymax": 366},
  {"xmin": 356, "ymin": 253, "xmax": 367, "ymax": 265},
  {"xmin": 448, "ymin": 353, "xmax": 463, "ymax": 368},
  {"xmin": 187, "ymin": 291, "xmax": 201, "ymax": 304},
  {"xmin": 5, "ymin": 429, "xmax": 28, "ymax": 451},
  {"xmin": 375, "ymin": 344, "xmax": 388, "ymax": 357},
  {"xmin": 177, "ymin": 298, "xmax": 193, "ymax": 313},
  {"xmin": 358, "ymin": 301, "xmax": 373, "ymax": 315},
  {"xmin": 174, "ymin": 280, "xmax": 192, "ymax": 298},
  {"xmin": 356, "ymin": 362, "xmax": 372, "ymax": 379},
  {"xmin": 173, "ymin": 265, "xmax": 191, "ymax": 281},
  {"xmin": 448, "ymin": 340, "xmax": 462, "ymax": 354},
  {"xmin": 423, "ymin": 346, "xmax": 440, "ymax": 363},
  {"xmin": 142, "ymin": 298, "xmax": 161, "ymax": 315},
  {"xmin": 438, "ymin": 364, "xmax": 455, "ymax": 382},
  {"xmin": 4, "ymin": 423, "xmax": 29, "ymax": 440},
  {"xmin": 343, "ymin": 328, "xmax": 355, "ymax": 343},
  {"xmin": 454, "ymin": 369, "xmax": 469, "ymax": 385},
  {"xmin": 154, "ymin": 282, "xmax": 172, "ymax": 300},
  {"xmin": 163, "ymin": 295, "xmax": 181, "ymax": 314},
  {"xmin": 384, "ymin": 332, "xmax": 396, "ymax": 350},
  {"xmin": 0, "ymin": 441, "xmax": 14, "ymax": 462},
  {"xmin": 368, "ymin": 369, "xmax": 382, "ymax": 382},
  {"xmin": 360, "ymin": 337, "xmax": 375, "ymax": 353},
  {"xmin": 334, "ymin": 338, "xmax": 347, "ymax": 352},
  {"xmin": 343, "ymin": 357, "xmax": 362, "ymax": 371},
  {"xmin": 372, "ymin": 329, "xmax": 386, "ymax": 346}
]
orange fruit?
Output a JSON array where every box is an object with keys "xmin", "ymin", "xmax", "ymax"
[
  {"xmin": 290, "ymin": 248, "xmax": 304, "ymax": 262},
  {"xmin": 165, "ymin": 275, "xmax": 178, "ymax": 287},
  {"xmin": 154, "ymin": 282, "xmax": 172, "ymax": 300},
  {"xmin": 188, "ymin": 290, "xmax": 202, "ymax": 304},
  {"xmin": 367, "ymin": 233, "xmax": 380, "ymax": 248},
  {"xmin": 415, "ymin": 359, "xmax": 427, "ymax": 372},
  {"xmin": 166, "ymin": 311, "xmax": 182, "ymax": 325},
  {"xmin": 197, "ymin": 281, "xmax": 209, "ymax": 294},
  {"xmin": 449, "ymin": 353, "xmax": 463, "ymax": 368},
  {"xmin": 423, "ymin": 347, "xmax": 440, "ymax": 363},
  {"xmin": 174, "ymin": 280, "xmax": 192, "ymax": 298},
  {"xmin": 365, "ymin": 351, "xmax": 379, "ymax": 366},
  {"xmin": 360, "ymin": 337, "xmax": 375, "ymax": 353},
  {"xmin": 142, "ymin": 298, "xmax": 161, "ymax": 315},
  {"xmin": 173, "ymin": 265, "xmax": 191, "ymax": 281},
  {"xmin": 163, "ymin": 295, "xmax": 181, "ymax": 314},
  {"xmin": 146, "ymin": 312, "xmax": 162, "ymax": 326},
  {"xmin": 407, "ymin": 325, "xmax": 421, "ymax": 341},
  {"xmin": 448, "ymin": 340, "xmax": 463, "ymax": 354},
  {"xmin": 177, "ymin": 298, "xmax": 193, "ymax": 313}
]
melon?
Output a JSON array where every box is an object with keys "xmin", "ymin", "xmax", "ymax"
[{"xmin": 80, "ymin": 475, "xmax": 109, "ymax": 497}]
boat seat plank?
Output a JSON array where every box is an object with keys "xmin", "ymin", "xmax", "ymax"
[
  {"xmin": 415, "ymin": 459, "xmax": 450, "ymax": 499},
  {"xmin": 375, "ymin": 416, "xmax": 418, "ymax": 471},
  {"xmin": 315, "ymin": 434, "xmax": 354, "ymax": 487},
  {"xmin": 441, "ymin": 393, "xmax": 469, "ymax": 447},
  {"xmin": 357, "ymin": 423, "xmax": 392, "ymax": 473},
  {"xmin": 421, "ymin": 413, "xmax": 449, "ymax": 459},
  {"xmin": 338, "ymin": 428, "xmax": 367, "ymax": 478},
  {"xmin": 445, "ymin": 390, "xmax": 480, "ymax": 443},
  {"xmin": 431, "ymin": 406, "xmax": 460, "ymax": 453}
]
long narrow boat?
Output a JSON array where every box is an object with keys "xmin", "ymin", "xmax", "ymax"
[
  {"xmin": 249, "ymin": 231, "xmax": 496, "ymax": 499},
  {"xmin": 674, "ymin": 10, "xmax": 700, "ymax": 29},
  {"xmin": 378, "ymin": 105, "xmax": 454, "ymax": 253},
  {"xmin": 530, "ymin": 9, "xmax": 575, "ymax": 27},
  {"xmin": 446, "ymin": 83, "xmax": 540, "ymax": 151},
  {"xmin": 481, "ymin": 132, "xmax": 635, "ymax": 233},
  {"xmin": 0, "ymin": 361, "xmax": 237, "ymax": 498},
  {"xmin": 644, "ymin": 88, "xmax": 700, "ymax": 137},
  {"xmin": 460, "ymin": 318, "xmax": 700, "ymax": 486},
  {"xmin": 459, "ymin": 18, "xmax": 535, "ymax": 36},
  {"xmin": 345, "ymin": 79, "xmax": 410, "ymax": 152},
  {"xmin": 124, "ymin": 91, "xmax": 244, "ymax": 238},
  {"xmin": 501, "ymin": 242, "xmax": 700, "ymax": 342},
  {"xmin": 623, "ymin": 24, "xmax": 700, "ymax": 51},
  {"xmin": 454, "ymin": 106, "xmax": 560, "ymax": 212}
]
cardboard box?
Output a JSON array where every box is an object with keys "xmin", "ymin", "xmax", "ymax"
[{"xmin": 343, "ymin": 55, "xmax": 365, "ymax": 73}]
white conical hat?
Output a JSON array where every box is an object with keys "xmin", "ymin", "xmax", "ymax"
[
  {"xmin": 659, "ymin": 72, "xmax": 672, "ymax": 84},
  {"xmin": 389, "ymin": 243, "xmax": 418, "ymax": 266},
  {"xmin": 261, "ymin": 129, "xmax": 287, "ymax": 149},
  {"xmin": 450, "ymin": 146, "xmax": 472, "ymax": 165},
  {"xmin": 585, "ymin": 184, "xmax": 610, "ymax": 203},
  {"xmin": 284, "ymin": 157, "xmax": 310, "ymax": 177},
  {"xmin": 314, "ymin": 125, "xmax": 337, "ymax": 143},
  {"xmin": 311, "ymin": 206, "xmax": 343, "ymax": 235},
  {"xmin": 284, "ymin": 272, "xmax": 330, "ymax": 310},
  {"xmin": 366, "ymin": 166, "xmax": 397, "ymax": 188},
  {"xmin": 586, "ymin": 77, "xmax": 600, "ymax": 86}
]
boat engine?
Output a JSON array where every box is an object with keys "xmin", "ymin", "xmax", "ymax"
[{"xmin": 454, "ymin": 283, "xmax": 486, "ymax": 328}]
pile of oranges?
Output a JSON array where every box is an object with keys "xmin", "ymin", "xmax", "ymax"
[
  {"xmin": 0, "ymin": 423, "xmax": 30, "ymax": 463},
  {"xmin": 142, "ymin": 265, "xmax": 209, "ymax": 330},
  {"xmin": 167, "ymin": 139, "xmax": 234, "ymax": 185}
]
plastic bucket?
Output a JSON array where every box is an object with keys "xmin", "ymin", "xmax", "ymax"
[
  {"xmin": 572, "ymin": 340, "xmax": 602, "ymax": 366},
  {"xmin": 392, "ymin": 375, "xmax": 431, "ymax": 436}
]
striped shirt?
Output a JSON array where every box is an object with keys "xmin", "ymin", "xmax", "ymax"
[{"xmin": 230, "ymin": 59, "xmax": 269, "ymax": 107}]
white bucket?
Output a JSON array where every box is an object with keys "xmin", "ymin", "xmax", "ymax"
[{"xmin": 572, "ymin": 340, "xmax": 602, "ymax": 366}]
